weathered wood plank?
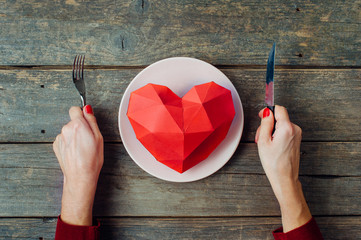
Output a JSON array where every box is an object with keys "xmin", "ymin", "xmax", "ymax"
[
  {"xmin": 1, "ymin": 69, "xmax": 360, "ymax": 142},
  {"xmin": 1, "ymin": 142, "xmax": 360, "ymax": 177},
  {"xmin": 1, "ymin": 0, "xmax": 360, "ymax": 66},
  {"xmin": 228, "ymin": 142, "xmax": 361, "ymax": 176},
  {"xmin": 0, "ymin": 143, "xmax": 360, "ymax": 217},
  {"xmin": 0, "ymin": 217, "xmax": 360, "ymax": 240}
]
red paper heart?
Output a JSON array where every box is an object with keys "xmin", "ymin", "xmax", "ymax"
[{"xmin": 127, "ymin": 82, "xmax": 235, "ymax": 173}]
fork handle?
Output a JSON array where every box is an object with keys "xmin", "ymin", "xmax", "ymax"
[{"xmin": 80, "ymin": 95, "xmax": 86, "ymax": 108}]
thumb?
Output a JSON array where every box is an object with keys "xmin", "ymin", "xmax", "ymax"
[
  {"xmin": 83, "ymin": 105, "xmax": 102, "ymax": 138},
  {"xmin": 258, "ymin": 108, "xmax": 274, "ymax": 144}
]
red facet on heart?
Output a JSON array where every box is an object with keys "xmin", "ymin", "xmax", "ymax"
[{"xmin": 127, "ymin": 82, "xmax": 235, "ymax": 173}]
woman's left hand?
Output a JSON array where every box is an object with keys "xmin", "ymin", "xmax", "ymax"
[{"xmin": 53, "ymin": 105, "xmax": 104, "ymax": 226}]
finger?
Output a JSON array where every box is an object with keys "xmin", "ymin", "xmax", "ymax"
[
  {"xmin": 69, "ymin": 106, "xmax": 84, "ymax": 121},
  {"xmin": 258, "ymin": 107, "xmax": 275, "ymax": 144},
  {"xmin": 53, "ymin": 134, "xmax": 64, "ymax": 169},
  {"xmin": 274, "ymin": 105, "xmax": 290, "ymax": 122},
  {"xmin": 258, "ymin": 108, "xmax": 265, "ymax": 119},
  {"xmin": 292, "ymin": 123, "xmax": 303, "ymax": 140},
  {"xmin": 52, "ymin": 134, "xmax": 60, "ymax": 159},
  {"xmin": 255, "ymin": 126, "xmax": 261, "ymax": 143},
  {"xmin": 83, "ymin": 105, "xmax": 103, "ymax": 139}
]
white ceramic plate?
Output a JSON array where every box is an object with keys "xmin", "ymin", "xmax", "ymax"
[{"xmin": 119, "ymin": 57, "xmax": 244, "ymax": 182}]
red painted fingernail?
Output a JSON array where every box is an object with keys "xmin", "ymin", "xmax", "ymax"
[
  {"xmin": 263, "ymin": 108, "xmax": 270, "ymax": 118},
  {"xmin": 85, "ymin": 105, "xmax": 93, "ymax": 114}
]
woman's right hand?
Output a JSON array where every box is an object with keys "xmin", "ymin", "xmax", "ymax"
[
  {"xmin": 255, "ymin": 106, "xmax": 302, "ymax": 197},
  {"xmin": 255, "ymin": 105, "xmax": 312, "ymax": 232}
]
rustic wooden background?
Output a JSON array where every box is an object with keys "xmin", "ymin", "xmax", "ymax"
[{"xmin": 1, "ymin": 0, "xmax": 360, "ymax": 239}]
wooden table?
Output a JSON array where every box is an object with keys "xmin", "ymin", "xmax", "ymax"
[{"xmin": 1, "ymin": 1, "xmax": 360, "ymax": 239}]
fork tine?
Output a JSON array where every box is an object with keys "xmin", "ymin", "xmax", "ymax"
[
  {"xmin": 73, "ymin": 55, "xmax": 77, "ymax": 80},
  {"xmin": 77, "ymin": 55, "xmax": 81, "ymax": 80},
  {"xmin": 78, "ymin": 55, "xmax": 82, "ymax": 80},
  {"xmin": 78, "ymin": 55, "xmax": 83, "ymax": 80},
  {"xmin": 81, "ymin": 55, "xmax": 85, "ymax": 79}
]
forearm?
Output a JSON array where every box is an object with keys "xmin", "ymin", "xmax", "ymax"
[
  {"xmin": 60, "ymin": 183, "xmax": 96, "ymax": 226},
  {"xmin": 274, "ymin": 180, "xmax": 312, "ymax": 232},
  {"xmin": 61, "ymin": 199, "xmax": 93, "ymax": 226}
]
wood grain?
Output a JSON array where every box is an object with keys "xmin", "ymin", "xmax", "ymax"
[
  {"xmin": 1, "ymin": 68, "xmax": 360, "ymax": 142},
  {"xmin": 0, "ymin": 143, "xmax": 360, "ymax": 217},
  {"xmin": 1, "ymin": 0, "xmax": 360, "ymax": 66},
  {"xmin": 0, "ymin": 217, "xmax": 360, "ymax": 240}
]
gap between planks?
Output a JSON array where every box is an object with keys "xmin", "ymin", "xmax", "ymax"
[
  {"xmin": 1, "ymin": 215, "xmax": 361, "ymax": 220},
  {"xmin": 0, "ymin": 65, "xmax": 360, "ymax": 71}
]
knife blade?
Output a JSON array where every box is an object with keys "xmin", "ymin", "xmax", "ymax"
[{"xmin": 265, "ymin": 43, "xmax": 276, "ymax": 132}]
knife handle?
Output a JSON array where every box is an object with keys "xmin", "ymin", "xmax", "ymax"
[{"xmin": 267, "ymin": 106, "xmax": 276, "ymax": 135}]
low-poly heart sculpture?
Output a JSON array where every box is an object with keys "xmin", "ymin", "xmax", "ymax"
[{"xmin": 127, "ymin": 82, "xmax": 235, "ymax": 173}]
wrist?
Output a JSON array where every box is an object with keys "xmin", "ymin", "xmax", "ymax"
[
  {"xmin": 274, "ymin": 179, "xmax": 302, "ymax": 206},
  {"xmin": 267, "ymin": 175, "xmax": 298, "ymax": 202}
]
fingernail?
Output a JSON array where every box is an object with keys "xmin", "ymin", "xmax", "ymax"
[
  {"xmin": 263, "ymin": 108, "xmax": 270, "ymax": 118},
  {"xmin": 85, "ymin": 105, "xmax": 93, "ymax": 114}
]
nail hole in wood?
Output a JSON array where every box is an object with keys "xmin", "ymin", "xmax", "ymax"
[
  {"xmin": 41, "ymin": 130, "xmax": 46, "ymax": 134},
  {"xmin": 40, "ymin": 85, "xmax": 44, "ymax": 88},
  {"xmin": 296, "ymin": 7, "xmax": 300, "ymax": 12},
  {"xmin": 301, "ymin": 151, "xmax": 306, "ymax": 155},
  {"xmin": 119, "ymin": 35, "xmax": 125, "ymax": 50},
  {"xmin": 39, "ymin": 238, "xmax": 43, "ymax": 240},
  {"xmin": 298, "ymin": 53, "xmax": 303, "ymax": 57},
  {"xmin": 138, "ymin": 0, "xmax": 148, "ymax": 13}
]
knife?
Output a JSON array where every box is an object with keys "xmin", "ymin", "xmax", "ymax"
[{"xmin": 265, "ymin": 43, "xmax": 276, "ymax": 133}]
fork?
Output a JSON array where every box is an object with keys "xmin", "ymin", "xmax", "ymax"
[{"xmin": 72, "ymin": 55, "xmax": 86, "ymax": 107}]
